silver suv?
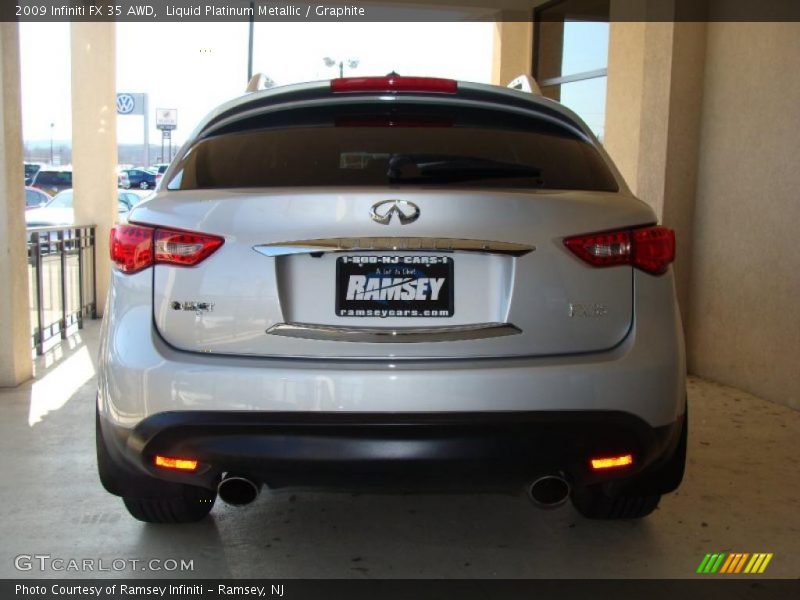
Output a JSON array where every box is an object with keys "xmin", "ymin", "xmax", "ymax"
[{"xmin": 97, "ymin": 76, "xmax": 686, "ymax": 523}]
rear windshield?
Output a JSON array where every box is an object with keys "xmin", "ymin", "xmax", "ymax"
[
  {"xmin": 168, "ymin": 103, "xmax": 618, "ymax": 192},
  {"xmin": 35, "ymin": 171, "xmax": 72, "ymax": 185}
]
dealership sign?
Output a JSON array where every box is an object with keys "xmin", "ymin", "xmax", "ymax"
[
  {"xmin": 156, "ymin": 108, "xmax": 178, "ymax": 131},
  {"xmin": 116, "ymin": 93, "xmax": 145, "ymax": 116}
]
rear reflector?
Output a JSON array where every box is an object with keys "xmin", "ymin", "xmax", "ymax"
[
  {"xmin": 331, "ymin": 76, "xmax": 458, "ymax": 94},
  {"xmin": 110, "ymin": 224, "xmax": 224, "ymax": 274},
  {"xmin": 154, "ymin": 455, "xmax": 199, "ymax": 471},
  {"xmin": 564, "ymin": 226, "xmax": 675, "ymax": 275},
  {"xmin": 590, "ymin": 454, "xmax": 634, "ymax": 470}
]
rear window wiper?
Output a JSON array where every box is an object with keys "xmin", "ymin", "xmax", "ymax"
[{"xmin": 387, "ymin": 154, "xmax": 543, "ymax": 184}]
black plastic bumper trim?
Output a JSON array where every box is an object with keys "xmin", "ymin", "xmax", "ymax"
[{"xmin": 101, "ymin": 410, "xmax": 684, "ymax": 492}]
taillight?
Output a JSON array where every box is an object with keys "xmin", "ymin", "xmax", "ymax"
[
  {"xmin": 331, "ymin": 76, "xmax": 458, "ymax": 94},
  {"xmin": 564, "ymin": 226, "xmax": 675, "ymax": 275},
  {"xmin": 110, "ymin": 224, "xmax": 224, "ymax": 274},
  {"xmin": 110, "ymin": 224, "xmax": 154, "ymax": 273}
]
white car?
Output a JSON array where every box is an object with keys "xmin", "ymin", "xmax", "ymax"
[
  {"xmin": 97, "ymin": 77, "xmax": 686, "ymax": 523},
  {"xmin": 25, "ymin": 189, "xmax": 141, "ymax": 227}
]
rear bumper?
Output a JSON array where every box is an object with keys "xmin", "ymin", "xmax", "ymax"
[{"xmin": 100, "ymin": 409, "xmax": 684, "ymax": 493}]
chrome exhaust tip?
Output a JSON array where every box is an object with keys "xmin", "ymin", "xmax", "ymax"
[
  {"xmin": 217, "ymin": 476, "xmax": 260, "ymax": 506},
  {"xmin": 527, "ymin": 475, "xmax": 570, "ymax": 509}
]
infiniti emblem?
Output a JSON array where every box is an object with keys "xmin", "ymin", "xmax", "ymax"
[{"xmin": 370, "ymin": 199, "xmax": 420, "ymax": 225}]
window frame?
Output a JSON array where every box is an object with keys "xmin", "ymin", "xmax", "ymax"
[{"xmin": 532, "ymin": 1, "xmax": 609, "ymax": 88}]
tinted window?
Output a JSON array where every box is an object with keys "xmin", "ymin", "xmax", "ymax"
[
  {"xmin": 168, "ymin": 104, "xmax": 617, "ymax": 192},
  {"xmin": 35, "ymin": 171, "xmax": 72, "ymax": 185}
]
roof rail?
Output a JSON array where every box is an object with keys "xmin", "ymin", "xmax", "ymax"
[
  {"xmin": 245, "ymin": 73, "xmax": 275, "ymax": 93},
  {"xmin": 507, "ymin": 74, "xmax": 542, "ymax": 95}
]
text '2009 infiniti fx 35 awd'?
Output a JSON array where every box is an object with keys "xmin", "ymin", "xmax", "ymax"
[{"xmin": 97, "ymin": 76, "xmax": 687, "ymax": 523}]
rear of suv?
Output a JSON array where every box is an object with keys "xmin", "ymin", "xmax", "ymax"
[
  {"xmin": 31, "ymin": 167, "xmax": 72, "ymax": 196},
  {"xmin": 97, "ymin": 76, "xmax": 686, "ymax": 523}
]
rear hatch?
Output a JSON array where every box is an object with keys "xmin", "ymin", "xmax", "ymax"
[{"xmin": 137, "ymin": 95, "xmax": 653, "ymax": 360}]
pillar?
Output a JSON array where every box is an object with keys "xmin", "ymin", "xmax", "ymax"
[
  {"xmin": 0, "ymin": 22, "xmax": 33, "ymax": 386},
  {"xmin": 604, "ymin": 0, "xmax": 707, "ymax": 321},
  {"xmin": 491, "ymin": 11, "xmax": 534, "ymax": 87},
  {"xmin": 70, "ymin": 19, "xmax": 117, "ymax": 316}
]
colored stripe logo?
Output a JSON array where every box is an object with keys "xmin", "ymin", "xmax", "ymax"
[{"xmin": 697, "ymin": 553, "xmax": 773, "ymax": 574}]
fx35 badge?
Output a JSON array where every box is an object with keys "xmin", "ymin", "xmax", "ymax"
[
  {"xmin": 171, "ymin": 301, "xmax": 215, "ymax": 315},
  {"xmin": 568, "ymin": 303, "xmax": 608, "ymax": 318}
]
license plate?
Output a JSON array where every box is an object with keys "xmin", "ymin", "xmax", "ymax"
[{"xmin": 336, "ymin": 255, "xmax": 454, "ymax": 318}]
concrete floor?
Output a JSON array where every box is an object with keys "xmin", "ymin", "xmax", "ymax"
[{"xmin": 0, "ymin": 321, "xmax": 798, "ymax": 579}]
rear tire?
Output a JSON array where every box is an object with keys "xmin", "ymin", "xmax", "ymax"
[
  {"xmin": 97, "ymin": 406, "xmax": 216, "ymax": 523},
  {"xmin": 571, "ymin": 487, "xmax": 661, "ymax": 519},
  {"xmin": 122, "ymin": 487, "xmax": 216, "ymax": 524}
]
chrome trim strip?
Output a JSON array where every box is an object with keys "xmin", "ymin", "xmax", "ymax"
[
  {"xmin": 266, "ymin": 322, "xmax": 522, "ymax": 343},
  {"xmin": 254, "ymin": 238, "xmax": 535, "ymax": 258}
]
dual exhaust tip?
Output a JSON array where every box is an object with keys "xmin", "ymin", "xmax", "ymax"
[
  {"xmin": 217, "ymin": 475, "xmax": 260, "ymax": 506},
  {"xmin": 218, "ymin": 474, "xmax": 571, "ymax": 509}
]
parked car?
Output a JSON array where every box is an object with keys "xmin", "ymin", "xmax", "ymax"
[
  {"xmin": 25, "ymin": 186, "xmax": 51, "ymax": 210},
  {"xmin": 120, "ymin": 168, "xmax": 157, "ymax": 190},
  {"xmin": 119, "ymin": 189, "xmax": 153, "ymax": 207},
  {"xmin": 152, "ymin": 163, "xmax": 170, "ymax": 187},
  {"xmin": 24, "ymin": 162, "xmax": 43, "ymax": 185},
  {"xmin": 25, "ymin": 189, "xmax": 134, "ymax": 227},
  {"xmin": 98, "ymin": 77, "xmax": 686, "ymax": 524},
  {"xmin": 31, "ymin": 167, "xmax": 72, "ymax": 196},
  {"xmin": 118, "ymin": 170, "xmax": 130, "ymax": 189}
]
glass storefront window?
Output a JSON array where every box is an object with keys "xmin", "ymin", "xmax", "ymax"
[
  {"xmin": 534, "ymin": 0, "xmax": 610, "ymax": 140},
  {"xmin": 542, "ymin": 76, "xmax": 608, "ymax": 142}
]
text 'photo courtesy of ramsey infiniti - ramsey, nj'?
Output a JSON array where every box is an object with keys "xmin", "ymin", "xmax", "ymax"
[{"xmin": 96, "ymin": 75, "xmax": 686, "ymax": 523}]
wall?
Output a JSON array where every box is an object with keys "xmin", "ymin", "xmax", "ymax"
[{"xmin": 688, "ymin": 22, "xmax": 800, "ymax": 409}]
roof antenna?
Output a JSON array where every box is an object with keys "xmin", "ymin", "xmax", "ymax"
[{"xmin": 386, "ymin": 71, "xmax": 400, "ymax": 77}]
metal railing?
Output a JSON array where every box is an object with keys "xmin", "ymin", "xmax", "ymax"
[{"xmin": 27, "ymin": 225, "xmax": 97, "ymax": 354}]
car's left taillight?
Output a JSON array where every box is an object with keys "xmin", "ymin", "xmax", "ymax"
[{"xmin": 110, "ymin": 224, "xmax": 224, "ymax": 274}]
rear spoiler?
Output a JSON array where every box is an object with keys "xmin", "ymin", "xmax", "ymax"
[{"xmin": 507, "ymin": 74, "xmax": 542, "ymax": 95}]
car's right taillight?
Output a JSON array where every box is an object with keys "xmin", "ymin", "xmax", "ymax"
[
  {"xmin": 110, "ymin": 224, "xmax": 224, "ymax": 274},
  {"xmin": 110, "ymin": 224, "xmax": 154, "ymax": 273},
  {"xmin": 564, "ymin": 225, "xmax": 675, "ymax": 275}
]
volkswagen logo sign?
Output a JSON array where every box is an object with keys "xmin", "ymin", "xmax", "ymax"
[
  {"xmin": 116, "ymin": 94, "xmax": 136, "ymax": 115},
  {"xmin": 370, "ymin": 199, "xmax": 420, "ymax": 225}
]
